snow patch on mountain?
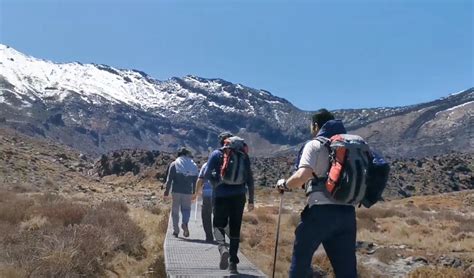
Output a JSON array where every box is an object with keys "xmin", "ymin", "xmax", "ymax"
[
  {"xmin": 434, "ymin": 101, "xmax": 474, "ymax": 117},
  {"xmin": 1, "ymin": 44, "xmax": 292, "ymax": 118}
]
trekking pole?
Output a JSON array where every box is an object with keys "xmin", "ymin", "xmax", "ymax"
[
  {"xmin": 194, "ymin": 196, "xmax": 198, "ymax": 221},
  {"xmin": 272, "ymin": 190, "xmax": 284, "ymax": 278}
]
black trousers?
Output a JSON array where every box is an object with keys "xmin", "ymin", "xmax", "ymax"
[
  {"xmin": 213, "ymin": 194, "xmax": 246, "ymax": 264},
  {"xmin": 202, "ymin": 195, "xmax": 213, "ymax": 240},
  {"xmin": 289, "ymin": 205, "xmax": 357, "ymax": 278}
]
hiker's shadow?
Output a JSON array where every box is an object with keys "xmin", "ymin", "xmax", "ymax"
[
  {"xmin": 178, "ymin": 238, "xmax": 219, "ymax": 245},
  {"xmin": 224, "ymin": 275, "xmax": 262, "ymax": 278}
]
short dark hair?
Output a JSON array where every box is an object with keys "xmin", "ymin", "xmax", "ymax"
[
  {"xmin": 218, "ymin": 131, "xmax": 233, "ymax": 146},
  {"xmin": 311, "ymin": 109, "xmax": 334, "ymax": 128},
  {"xmin": 177, "ymin": 147, "xmax": 191, "ymax": 157}
]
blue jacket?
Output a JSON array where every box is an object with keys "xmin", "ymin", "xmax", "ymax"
[{"xmin": 198, "ymin": 163, "xmax": 213, "ymax": 197}]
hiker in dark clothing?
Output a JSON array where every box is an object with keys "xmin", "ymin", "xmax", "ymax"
[
  {"xmin": 194, "ymin": 132, "xmax": 255, "ymax": 275},
  {"xmin": 276, "ymin": 109, "xmax": 358, "ymax": 278},
  {"xmin": 164, "ymin": 147, "xmax": 199, "ymax": 238}
]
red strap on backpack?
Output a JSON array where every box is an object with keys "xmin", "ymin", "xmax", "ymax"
[
  {"xmin": 220, "ymin": 149, "xmax": 232, "ymax": 178},
  {"xmin": 325, "ymin": 135, "xmax": 347, "ymax": 194}
]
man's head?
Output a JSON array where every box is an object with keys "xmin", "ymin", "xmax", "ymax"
[
  {"xmin": 177, "ymin": 146, "xmax": 192, "ymax": 157},
  {"xmin": 218, "ymin": 131, "xmax": 233, "ymax": 146},
  {"xmin": 311, "ymin": 109, "xmax": 334, "ymax": 136}
]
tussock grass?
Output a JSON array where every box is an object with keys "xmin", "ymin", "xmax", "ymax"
[
  {"xmin": 0, "ymin": 190, "xmax": 150, "ymax": 277},
  {"xmin": 242, "ymin": 189, "xmax": 474, "ymax": 277}
]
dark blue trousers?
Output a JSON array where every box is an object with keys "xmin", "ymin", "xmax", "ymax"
[
  {"xmin": 289, "ymin": 205, "xmax": 357, "ymax": 278},
  {"xmin": 213, "ymin": 194, "xmax": 246, "ymax": 264}
]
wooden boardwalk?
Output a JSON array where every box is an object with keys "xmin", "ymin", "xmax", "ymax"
[{"xmin": 164, "ymin": 200, "xmax": 267, "ymax": 278}]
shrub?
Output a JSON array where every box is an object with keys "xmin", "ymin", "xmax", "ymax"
[
  {"xmin": 82, "ymin": 208, "xmax": 146, "ymax": 257},
  {"xmin": 0, "ymin": 195, "xmax": 34, "ymax": 224},
  {"xmin": 145, "ymin": 204, "xmax": 162, "ymax": 215},
  {"xmin": 0, "ymin": 193, "xmax": 147, "ymax": 277},
  {"xmin": 98, "ymin": 200, "xmax": 129, "ymax": 213},
  {"xmin": 374, "ymin": 247, "xmax": 399, "ymax": 264},
  {"xmin": 357, "ymin": 207, "xmax": 406, "ymax": 220},
  {"xmin": 417, "ymin": 204, "xmax": 431, "ymax": 211},
  {"xmin": 406, "ymin": 218, "xmax": 420, "ymax": 226},
  {"xmin": 157, "ymin": 209, "xmax": 170, "ymax": 234},
  {"xmin": 39, "ymin": 202, "xmax": 88, "ymax": 226},
  {"xmin": 451, "ymin": 219, "xmax": 474, "ymax": 234},
  {"xmin": 20, "ymin": 216, "xmax": 48, "ymax": 231},
  {"xmin": 357, "ymin": 217, "xmax": 379, "ymax": 232}
]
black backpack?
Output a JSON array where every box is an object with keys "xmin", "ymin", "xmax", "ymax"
[
  {"xmin": 295, "ymin": 135, "xmax": 390, "ymax": 207},
  {"xmin": 360, "ymin": 151, "xmax": 390, "ymax": 208},
  {"xmin": 219, "ymin": 136, "xmax": 249, "ymax": 185}
]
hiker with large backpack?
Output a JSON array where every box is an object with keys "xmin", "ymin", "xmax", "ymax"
[
  {"xmin": 164, "ymin": 147, "xmax": 199, "ymax": 238},
  {"xmin": 194, "ymin": 132, "xmax": 255, "ymax": 275},
  {"xmin": 275, "ymin": 109, "xmax": 389, "ymax": 278}
]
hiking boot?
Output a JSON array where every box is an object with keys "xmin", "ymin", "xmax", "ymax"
[
  {"xmin": 229, "ymin": 262, "xmax": 238, "ymax": 274},
  {"xmin": 181, "ymin": 223, "xmax": 189, "ymax": 238},
  {"xmin": 219, "ymin": 250, "xmax": 230, "ymax": 270},
  {"xmin": 172, "ymin": 231, "xmax": 179, "ymax": 238}
]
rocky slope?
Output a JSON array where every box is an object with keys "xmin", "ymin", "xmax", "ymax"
[{"xmin": 92, "ymin": 149, "xmax": 473, "ymax": 201}]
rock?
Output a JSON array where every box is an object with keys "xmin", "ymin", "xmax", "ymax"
[
  {"xmin": 438, "ymin": 256, "xmax": 463, "ymax": 268},
  {"xmin": 412, "ymin": 256, "xmax": 429, "ymax": 265},
  {"xmin": 367, "ymin": 249, "xmax": 376, "ymax": 255},
  {"xmin": 453, "ymin": 164, "xmax": 470, "ymax": 173},
  {"xmin": 398, "ymin": 188, "xmax": 412, "ymax": 198},
  {"xmin": 356, "ymin": 241, "xmax": 373, "ymax": 250}
]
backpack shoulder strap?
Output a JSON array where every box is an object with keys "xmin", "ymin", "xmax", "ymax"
[{"xmin": 315, "ymin": 136, "xmax": 331, "ymax": 149}]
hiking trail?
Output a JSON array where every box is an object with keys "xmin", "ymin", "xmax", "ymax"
[{"xmin": 164, "ymin": 200, "xmax": 267, "ymax": 277}]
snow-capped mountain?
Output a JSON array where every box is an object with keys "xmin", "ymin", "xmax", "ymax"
[{"xmin": 1, "ymin": 44, "xmax": 472, "ymax": 157}]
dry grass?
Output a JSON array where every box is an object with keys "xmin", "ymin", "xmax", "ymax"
[
  {"xmin": 240, "ymin": 199, "xmax": 300, "ymax": 277},
  {"xmin": 0, "ymin": 195, "xmax": 34, "ymax": 224},
  {"xmin": 39, "ymin": 201, "xmax": 88, "ymax": 226},
  {"xmin": 0, "ymin": 190, "xmax": 150, "ymax": 277},
  {"xmin": 108, "ymin": 207, "xmax": 169, "ymax": 277},
  {"xmin": 408, "ymin": 266, "xmax": 465, "ymax": 278},
  {"xmin": 243, "ymin": 214, "xmax": 259, "ymax": 225},
  {"xmin": 374, "ymin": 247, "xmax": 399, "ymax": 264},
  {"xmin": 242, "ymin": 189, "xmax": 474, "ymax": 277}
]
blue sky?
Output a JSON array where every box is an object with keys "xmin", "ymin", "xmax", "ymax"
[{"xmin": 0, "ymin": 0, "xmax": 472, "ymax": 110}]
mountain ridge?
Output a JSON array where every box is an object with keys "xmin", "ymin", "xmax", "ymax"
[{"xmin": 1, "ymin": 44, "xmax": 472, "ymax": 157}]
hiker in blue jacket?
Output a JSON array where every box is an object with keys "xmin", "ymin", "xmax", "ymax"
[
  {"xmin": 194, "ymin": 132, "xmax": 255, "ymax": 275},
  {"xmin": 276, "ymin": 109, "xmax": 358, "ymax": 278},
  {"xmin": 164, "ymin": 147, "xmax": 199, "ymax": 238}
]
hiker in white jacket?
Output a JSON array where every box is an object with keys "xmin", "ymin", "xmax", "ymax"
[{"xmin": 164, "ymin": 147, "xmax": 199, "ymax": 238}]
